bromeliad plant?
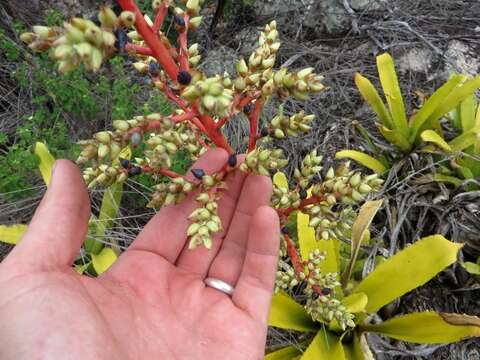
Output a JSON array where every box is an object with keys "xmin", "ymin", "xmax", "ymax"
[
  {"xmin": 19, "ymin": 0, "xmax": 326, "ymax": 250},
  {"xmin": 337, "ymin": 53, "xmax": 480, "ymax": 175},
  {"xmin": 267, "ymin": 197, "xmax": 480, "ymax": 359}
]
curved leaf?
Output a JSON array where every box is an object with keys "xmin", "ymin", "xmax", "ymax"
[
  {"xmin": 360, "ymin": 312, "xmax": 480, "ymax": 344},
  {"xmin": 342, "ymin": 200, "xmax": 383, "ymax": 286},
  {"xmin": 449, "ymin": 128, "xmax": 480, "ymax": 152},
  {"xmin": 461, "ymin": 261, "xmax": 480, "ymax": 275},
  {"xmin": 265, "ymin": 346, "xmax": 301, "ymax": 360},
  {"xmin": 301, "ymin": 329, "xmax": 345, "ymax": 360},
  {"xmin": 429, "ymin": 76, "xmax": 480, "ymax": 129},
  {"xmin": 34, "ymin": 142, "xmax": 56, "ymax": 186},
  {"xmin": 379, "ymin": 126, "xmax": 411, "ymax": 153},
  {"xmin": 409, "ymin": 75, "xmax": 464, "ymax": 141},
  {"xmin": 343, "ymin": 292, "xmax": 368, "ymax": 314},
  {"xmin": 420, "ymin": 130, "xmax": 452, "ymax": 153},
  {"xmin": 460, "ymin": 95, "xmax": 477, "ymax": 132},
  {"xmin": 269, "ymin": 292, "xmax": 319, "ymax": 332},
  {"xmin": 335, "ymin": 150, "xmax": 386, "ymax": 174},
  {"xmin": 91, "ymin": 246, "xmax": 118, "ymax": 275},
  {"xmin": 273, "ymin": 172, "xmax": 289, "ymax": 190},
  {"xmin": 355, "ymin": 73, "xmax": 393, "ymax": 129},
  {"xmin": 0, "ymin": 224, "xmax": 28, "ymax": 245},
  {"xmin": 376, "ymin": 53, "xmax": 409, "ymax": 138},
  {"xmin": 353, "ymin": 235, "xmax": 462, "ymax": 313}
]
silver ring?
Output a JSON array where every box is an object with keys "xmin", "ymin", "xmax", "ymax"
[{"xmin": 204, "ymin": 277, "xmax": 234, "ymax": 296}]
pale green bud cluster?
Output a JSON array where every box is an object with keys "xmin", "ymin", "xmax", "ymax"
[
  {"xmin": 77, "ymin": 131, "xmax": 126, "ymax": 166},
  {"xmin": 273, "ymin": 67, "xmax": 325, "ymax": 101},
  {"xmin": 234, "ymin": 21, "xmax": 279, "ymax": 97},
  {"xmin": 305, "ymin": 205, "xmax": 355, "ymax": 241},
  {"xmin": 20, "ymin": 8, "xmax": 136, "ymax": 74},
  {"xmin": 271, "ymin": 185, "xmax": 301, "ymax": 209},
  {"xmin": 312, "ymin": 163, "xmax": 384, "ymax": 205},
  {"xmin": 305, "ymin": 295, "xmax": 355, "ymax": 330},
  {"xmin": 82, "ymin": 164, "xmax": 127, "ymax": 188},
  {"xmin": 148, "ymin": 177, "xmax": 194, "ymax": 208},
  {"xmin": 274, "ymin": 260, "xmax": 298, "ymax": 293},
  {"xmin": 270, "ymin": 110, "xmax": 315, "ymax": 139},
  {"xmin": 239, "ymin": 148, "xmax": 288, "ymax": 176},
  {"xmin": 187, "ymin": 200, "xmax": 222, "ymax": 249},
  {"xmin": 182, "ymin": 75, "xmax": 233, "ymax": 117},
  {"xmin": 188, "ymin": 43, "xmax": 201, "ymax": 67},
  {"xmin": 294, "ymin": 150, "xmax": 323, "ymax": 189}
]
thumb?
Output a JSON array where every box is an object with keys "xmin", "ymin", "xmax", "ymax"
[{"xmin": 9, "ymin": 160, "xmax": 91, "ymax": 270}]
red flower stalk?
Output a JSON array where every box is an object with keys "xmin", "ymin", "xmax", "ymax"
[
  {"xmin": 117, "ymin": 0, "xmax": 179, "ymax": 80},
  {"xmin": 152, "ymin": 3, "xmax": 168, "ymax": 33},
  {"xmin": 248, "ymin": 100, "xmax": 263, "ymax": 152}
]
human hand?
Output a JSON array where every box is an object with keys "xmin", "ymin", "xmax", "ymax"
[{"xmin": 0, "ymin": 149, "xmax": 279, "ymax": 360}]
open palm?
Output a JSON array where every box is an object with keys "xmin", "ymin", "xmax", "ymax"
[{"xmin": 0, "ymin": 149, "xmax": 279, "ymax": 360}]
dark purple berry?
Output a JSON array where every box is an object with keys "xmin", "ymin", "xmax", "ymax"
[
  {"xmin": 114, "ymin": 29, "xmax": 129, "ymax": 51},
  {"xmin": 297, "ymin": 280, "xmax": 308, "ymax": 293},
  {"xmin": 281, "ymin": 226, "xmax": 290, "ymax": 235},
  {"xmin": 191, "ymin": 168, "xmax": 205, "ymax": 179},
  {"xmin": 311, "ymin": 291, "xmax": 320, "ymax": 300},
  {"xmin": 128, "ymin": 166, "xmax": 142, "ymax": 176},
  {"xmin": 149, "ymin": 62, "xmax": 160, "ymax": 76},
  {"xmin": 299, "ymin": 188, "xmax": 307, "ymax": 199},
  {"xmin": 260, "ymin": 127, "xmax": 270, "ymax": 137},
  {"xmin": 228, "ymin": 154, "xmax": 237, "ymax": 167},
  {"xmin": 174, "ymin": 15, "xmax": 185, "ymax": 27},
  {"xmin": 321, "ymin": 287, "xmax": 332, "ymax": 296},
  {"xmin": 177, "ymin": 71, "xmax": 192, "ymax": 85},
  {"xmin": 243, "ymin": 103, "xmax": 253, "ymax": 114},
  {"xmin": 120, "ymin": 159, "xmax": 130, "ymax": 169}
]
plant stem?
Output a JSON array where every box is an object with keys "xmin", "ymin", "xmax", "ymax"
[
  {"xmin": 125, "ymin": 43, "xmax": 153, "ymax": 56},
  {"xmin": 248, "ymin": 100, "xmax": 263, "ymax": 152},
  {"xmin": 178, "ymin": 15, "xmax": 190, "ymax": 71},
  {"xmin": 285, "ymin": 234, "xmax": 304, "ymax": 277},
  {"xmin": 152, "ymin": 3, "xmax": 168, "ymax": 33},
  {"xmin": 117, "ymin": 0, "xmax": 179, "ymax": 80}
]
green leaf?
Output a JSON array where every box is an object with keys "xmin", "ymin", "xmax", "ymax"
[
  {"xmin": 432, "ymin": 173, "xmax": 463, "ymax": 187},
  {"xmin": 297, "ymin": 210, "xmax": 317, "ymax": 261},
  {"xmin": 355, "ymin": 73, "xmax": 393, "ymax": 129},
  {"xmin": 34, "ymin": 142, "xmax": 56, "ymax": 186},
  {"xmin": 342, "ymin": 200, "xmax": 383, "ymax": 287},
  {"xmin": 360, "ymin": 312, "xmax": 480, "ymax": 344},
  {"xmin": 461, "ymin": 261, "xmax": 480, "ymax": 275},
  {"xmin": 273, "ymin": 172, "xmax": 289, "ymax": 190},
  {"xmin": 91, "ymin": 246, "xmax": 118, "ymax": 275},
  {"xmin": 269, "ymin": 292, "xmax": 319, "ymax": 332},
  {"xmin": 420, "ymin": 130, "xmax": 452, "ymax": 153},
  {"xmin": 460, "ymin": 95, "xmax": 477, "ymax": 132},
  {"xmin": 409, "ymin": 75, "xmax": 464, "ymax": 142},
  {"xmin": 335, "ymin": 150, "xmax": 386, "ymax": 174},
  {"xmin": 265, "ymin": 346, "xmax": 302, "ymax": 360},
  {"xmin": 301, "ymin": 329, "xmax": 345, "ymax": 360},
  {"xmin": 353, "ymin": 235, "xmax": 462, "ymax": 313},
  {"xmin": 429, "ymin": 76, "xmax": 480, "ymax": 130},
  {"xmin": 343, "ymin": 292, "xmax": 368, "ymax": 314},
  {"xmin": 379, "ymin": 126, "xmax": 411, "ymax": 153},
  {"xmin": 0, "ymin": 224, "xmax": 28, "ymax": 245},
  {"xmin": 317, "ymin": 239, "xmax": 340, "ymax": 274},
  {"xmin": 448, "ymin": 127, "xmax": 480, "ymax": 152},
  {"xmin": 376, "ymin": 53, "xmax": 409, "ymax": 139}
]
